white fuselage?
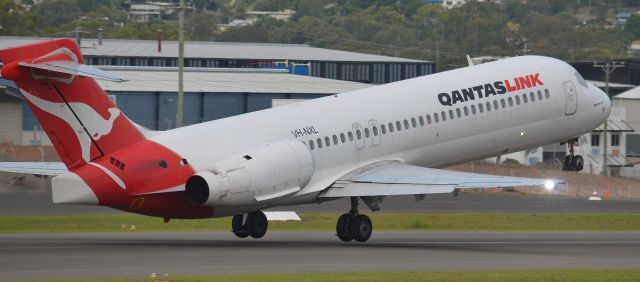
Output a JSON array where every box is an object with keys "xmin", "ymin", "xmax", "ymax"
[{"xmin": 151, "ymin": 56, "xmax": 610, "ymax": 216}]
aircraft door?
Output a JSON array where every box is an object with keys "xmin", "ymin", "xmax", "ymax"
[
  {"xmin": 352, "ymin": 123, "xmax": 365, "ymax": 149},
  {"xmin": 564, "ymin": 81, "xmax": 577, "ymax": 115},
  {"xmin": 368, "ymin": 120, "xmax": 381, "ymax": 146}
]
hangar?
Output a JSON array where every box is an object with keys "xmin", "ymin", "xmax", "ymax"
[
  {"xmin": 2, "ymin": 67, "xmax": 369, "ymax": 146},
  {"xmin": 0, "ymin": 36, "xmax": 434, "ymax": 84}
]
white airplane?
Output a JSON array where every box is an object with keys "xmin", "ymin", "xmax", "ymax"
[{"xmin": 0, "ymin": 39, "xmax": 609, "ymax": 242}]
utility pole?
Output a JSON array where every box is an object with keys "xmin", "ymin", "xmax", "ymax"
[
  {"xmin": 593, "ymin": 61, "xmax": 624, "ymax": 177},
  {"xmin": 176, "ymin": 0, "xmax": 185, "ymax": 128}
]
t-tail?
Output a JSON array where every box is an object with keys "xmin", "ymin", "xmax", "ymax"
[{"xmin": 0, "ymin": 39, "xmax": 145, "ymax": 170}]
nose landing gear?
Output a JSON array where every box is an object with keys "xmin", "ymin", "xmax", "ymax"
[
  {"xmin": 336, "ymin": 197, "xmax": 373, "ymax": 242},
  {"xmin": 563, "ymin": 140, "xmax": 584, "ymax": 172}
]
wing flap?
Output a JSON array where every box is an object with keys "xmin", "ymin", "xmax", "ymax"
[{"xmin": 321, "ymin": 162, "xmax": 562, "ymax": 198}]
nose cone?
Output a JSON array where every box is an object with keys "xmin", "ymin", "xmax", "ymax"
[{"xmin": 592, "ymin": 84, "xmax": 611, "ymax": 120}]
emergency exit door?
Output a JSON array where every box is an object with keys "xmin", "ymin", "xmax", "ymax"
[{"xmin": 564, "ymin": 81, "xmax": 577, "ymax": 115}]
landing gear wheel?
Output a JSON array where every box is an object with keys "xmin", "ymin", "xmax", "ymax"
[
  {"xmin": 336, "ymin": 213, "xmax": 353, "ymax": 242},
  {"xmin": 232, "ymin": 214, "xmax": 249, "ymax": 238},
  {"xmin": 572, "ymin": 155, "xmax": 584, "ymax": 172},
  {"xmin": 563, "ymin": 155, "xmax": 574, "ymax": 171},
  {"xmin": 350, "ymin": 214, "xmax": 372, "ymax": 242},
  {"xmin": 247, "ymin": 211, "xmax": 268, "ymax": 239}
]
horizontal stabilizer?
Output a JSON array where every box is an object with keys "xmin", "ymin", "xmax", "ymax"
[
  {"xmin": 0, "ymin": 162, "xmax": 68, "ymax": 176},
  {"xmin": 19, "ymin": 61, "xmax": 126, "ymax": 82}
]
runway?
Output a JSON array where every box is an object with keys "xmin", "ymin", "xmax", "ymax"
[
  {"xmin": 2, "ymin": 191, "xmax": 640, "ymax": 215},
  {"xmin": 1, "ymin": 231, "xmax": 639, "ymax": 280}
]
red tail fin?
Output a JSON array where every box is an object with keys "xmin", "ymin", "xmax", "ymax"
[{"xmin": 0, "ymin": 39, "xmax": 145, "ymax": 170}]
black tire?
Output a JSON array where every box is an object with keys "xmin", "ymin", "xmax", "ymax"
[
  {"xmin": 248, "ymin": 211, "xmax": 268, "ymax": 239},
  {"xmin": 350, "ymin": 214, "xmax": 372, "ymax": 243},
  {"xmin": 563, "ymin": 155, "xmax": 573, "ymax": 171},
  {"xmin": 336, "ymin": 213, "xmax": 353, "ymax": 242},
  {"xmin": 572, "ymin": 155, "xmax": 584, "ymax": 172},
  {"xmin": 232, "ymin": 214, "xmax": 249, "ymax": 238}
]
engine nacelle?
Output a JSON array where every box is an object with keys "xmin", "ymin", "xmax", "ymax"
[{"xmin": 185, "ymin": 140, "xmax": 314, "ymax": 207}]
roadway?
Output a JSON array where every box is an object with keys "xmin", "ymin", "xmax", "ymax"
[{"xmin": 1, "ymin": 231, "xmax": 639, "ymax": 280}]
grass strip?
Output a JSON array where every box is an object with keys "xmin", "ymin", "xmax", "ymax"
[
  {"xmin": 2, "ymin": 212, "xmax": 640, "ymax": 233},
  {"xmin": 23, "ymin": 269, "xmax": 640, "ymax": 282}
]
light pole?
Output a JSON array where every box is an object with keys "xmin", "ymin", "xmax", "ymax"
[
  {"xmin": 176, "ymin": 0, "xmax": 185, "ymax": 128},
  {"xmin": 593, "ymin": 61, "xmax": 624, "ymax": 177}
]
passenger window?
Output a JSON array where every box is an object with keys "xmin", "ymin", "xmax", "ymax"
[
  {"xmin": 388, "ymin": 122, "xmax": 395, "ymax": 133},
  {"xmin": 364, "ymin": 128, "xmax": 370, "ymax": 138},
  {"xmin": 545, "ymin": 89, "xmax": 550, "ymax": 99},
  {"xmin": 381, "ymin": 124, "xmax": 387, "ymax": 134},
  {"xmin": 493, "ymin": 100, "xmax": 499, "ymax": 110},
  {"xmin": 471, "ymin": 105, "xmax": 476, "ymax": 114},
  {"xmin": 309, "ymin": 140, "xmax": 315, "ymax": 150},
  {"xmin": 500, "ymin": 98, "xmax": 506, "ymax": 108},
  {"xmin": 515, "ymin": 95, "xmax": 521, "ymax": 105},
  {"xmin": 356, "ymin": 130, "xmax": 362, "ymax": 140},
  {"xmin": 317, "ymin": 138, "xmax": 323, "ymax": 148},
  {"xmin": 464, "ymin": 106, "xmax": 469, "ymax": 116},
  {"xmin": 333, "ymin": 135, "xmax": 338, "ymax": 145},
  {"xmin": 478, "ymin": 103, "xmax": 484, "ymax": 113},
  {"xmin": 523, "ymin": 93, "xmax": 528, "ymax": 103},
  {"xmin": 411, "ymin": 118, "xmax": 417, "ymax": 128},
  {"xmin": 372, "ymin": 126, "xmax": 379, "ymax": 136},
  {"xmin": 441, "ymin": 111, "xmax": 447, "ymax": 121},
  {"xmin": 426, "ymin": 114, "xmax": 432, "ymax": 124},
  {"xmin": 530, "ymin": 92, "xmax": 535, "ymax": 102},
  {"xmin": 456, "ymin": 108, "xmax": 462, "ymax": 118},
  {"xmin": 340, "ymin": 133, "xmax": 346, "ymax": 143},
  {"xmin": 348, "ymin": 131, "xmax": 354, "ymax": 141},
  {"xmin": 486, "ymin": 101, "xmax": 491, "ymax": 111},
  {"xmin": 325, "ymin": 136, "xmax": 331, "ymax": 147},
  {"xmin": 403, "ymin": 119, "xmax": 409, "ymax": 129},
  {"xmin": 537, "ymin": 90, "xmax": 543, "ymax": 100},
  {"xmin": 434, "ymin": 113, "xmax": 440, "ymax": 123},
  {"xmin": 508, "ymin": 97, "xmax": 513, "ymax": 107},
  {"xmin": 449, "ymin": 109, "xmax": 454, "ymax": 120},
  {"xmin": 396, "ymin": 121, "xmax": 402, "ymax": 131}
]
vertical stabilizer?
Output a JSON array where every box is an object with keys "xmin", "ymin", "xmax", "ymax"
[{"xmin": 0, "ymin": 39, "xmax": 145, "ymax": 170}]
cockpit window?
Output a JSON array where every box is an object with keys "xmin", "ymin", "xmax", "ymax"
[{"xmin": 575, "ymin": 72, "xmax": 588, "ymax": 88}]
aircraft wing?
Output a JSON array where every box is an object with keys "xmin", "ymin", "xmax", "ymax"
[
  {"xmin": 320, "ymin": 162, "xmax": 562, "ymax": 198},
  {"xmin": 0, "ymin": 162, "xmax": 68, "ymax": 176}
]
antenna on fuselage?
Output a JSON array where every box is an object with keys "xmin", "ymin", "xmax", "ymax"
[{"xmin": 466, "ymin": 55, "xmax": 474, "ymax": 67}]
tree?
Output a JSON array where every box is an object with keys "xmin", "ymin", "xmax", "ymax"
[
  {"xmin": 32, "ymin": 0, "xmax": 83, "ymax": 29},
  {"xmin": 626, "ymin": 14, "xmax": 640, "ymax": 40},
  {"xmin": 0, "ymin": 0, "xmax": 37, "ymax": 36},
  {"xmin": 186, "ymin": 12, "xmax": 218, "ymax": 41}
]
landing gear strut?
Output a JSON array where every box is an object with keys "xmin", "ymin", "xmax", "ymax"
[
  {"xmin": 232, "ymin": 211, "xmax": 268, "ymax": 239},
  {"xmin": 336, "ymin": 197, "xmax": 373, "ymax": 242},
  {"xmin": 563, "ymin": 140, "xmax": 584, "ymax": 172}
]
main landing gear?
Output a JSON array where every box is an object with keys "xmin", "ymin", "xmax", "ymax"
[
  {"xmin": 336, "ymin": 197, "xmax": 373, "ymax": 242},
  {"xmin": 563, "ymin": 139, "xmax": 584, "ymax": 172},
  {"xmin": 232, "ymin": 211, "xmax": 268, "ymax": 239}
]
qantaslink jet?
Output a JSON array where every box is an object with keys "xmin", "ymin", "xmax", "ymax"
[{"xmin": 0, "ymin": 39, "xmax": 609, "ymax": 242}]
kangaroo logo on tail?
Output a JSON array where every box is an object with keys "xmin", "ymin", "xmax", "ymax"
[{"xmin": 20, "ymin": 89, "xmax": 121, "ymax": 162}]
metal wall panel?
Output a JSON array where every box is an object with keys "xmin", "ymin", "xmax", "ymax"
[
  {"xmin": 247, "ymin": 93, "xmax": 287, "ymax": 113},
  {"xmin": 111, "ymin": 92, "xmax": 158, "ymax": 130},
  {"xmin": 202, "ymin": 93, "xmax": 246, "ymax": 121}
]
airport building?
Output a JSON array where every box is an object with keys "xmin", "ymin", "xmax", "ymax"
[
  {"xmin": 0, "ymin": 36, "xmax": 433, "ymax": 147},
  {"xmin": 0, "ymin": 37, "xmax": 434, "ymax": 84},
  {"xmin": 1, "ymin": 67, "xmax": 370, "ymax": 146}
]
